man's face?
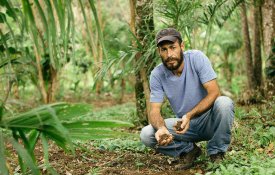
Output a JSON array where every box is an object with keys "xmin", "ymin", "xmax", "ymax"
[{"xmin": 158, "ymin": 41, "xmax": 184, "ymax": 71}]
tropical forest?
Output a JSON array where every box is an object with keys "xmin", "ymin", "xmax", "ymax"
[{"xmin": 0, "ymin": 0, "xmax": 274, "ymax": 174}]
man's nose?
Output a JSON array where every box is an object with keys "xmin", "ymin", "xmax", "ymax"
[{"xmin": 167, "ymin": 49, "xmax": 172, "ymax": 57}]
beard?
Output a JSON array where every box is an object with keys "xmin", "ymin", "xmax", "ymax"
[{"xmin": 162, "ymin": 50, "xmax": 184, "ymax": 71}]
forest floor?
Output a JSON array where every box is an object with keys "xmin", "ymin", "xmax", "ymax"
[{"xmin": 6, "ymin": 94, "xmax": 275, "ymax": 175}]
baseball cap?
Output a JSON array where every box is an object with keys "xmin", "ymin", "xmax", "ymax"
[{"xmin": 156, "ymin": 28, "xmax": 182, "ymax": 46}]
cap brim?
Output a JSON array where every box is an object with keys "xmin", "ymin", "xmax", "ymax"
[{"xmin": 157, "ymin": 36, "xmax": 178, "ymax": 46}]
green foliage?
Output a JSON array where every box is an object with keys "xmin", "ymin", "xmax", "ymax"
[
  {"xmin": 208, "ymin": 157, "xmax": 275, "ymax": 175},
  {"xmin": 92, "ymin": 138, "xmax": 149, "ymax": 153},
  {"xmin": 64, "ymin": 120, "xmax": 134, "ymax": 140},
  {"xmin": 0, "ymin": 102, "xmax": 135, "ymax": 174},
  {"xmin": 88, "ymin": 102, "xmax": 137, "ymax": 123},
  {"xmin": 201, "ymin": 102, "xmax": 275, "ymax": 174},
  {"xmin": 0, "ymin": 131, "xmax": 9, "ymax": 175},
  {"xmin": 254, "ymin": 126, "xmax": 275, "ymax": 147}
]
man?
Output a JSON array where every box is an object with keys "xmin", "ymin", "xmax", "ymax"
[{"xmin": 140, "ymin": 28, "xmax": 234, "ymax": 170}]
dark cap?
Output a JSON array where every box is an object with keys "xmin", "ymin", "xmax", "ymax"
[{"xmin": 156, "ymin": 28, "xmax": 182, "ymax": 46}]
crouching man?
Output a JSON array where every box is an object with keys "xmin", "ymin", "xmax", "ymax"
[{"xmin": 140, "ymin": 28, "xmax": 234, "ymax": 170}]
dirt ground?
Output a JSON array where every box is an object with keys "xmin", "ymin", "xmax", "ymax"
[
  {"xmin": 5, "ymin": 95, "xmax": 207, "ymax": 175},
  {"xmin": 7, "ymin": 142, "xmax": 206, "ymax": 175}
]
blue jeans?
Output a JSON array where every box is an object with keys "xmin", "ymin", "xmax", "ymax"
[{"xmin": 140, "ymin": 96, "xmax": 234, "ymax": 157}]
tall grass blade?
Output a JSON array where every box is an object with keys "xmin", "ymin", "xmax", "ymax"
[
  {"xmin": 22, "ymin": 0, "xmax": 41, "ymax": 54},
  {"xmin": 44, "ymin": 0, "xmax": 58, "ymax": 69},
  {"xmin": 88, "ymin": 0, "xmax": 107, "ymax": 58},
  {"xmin": 18, "ymin": 130, "xmax": 36, "ymax": 161},
  {"xmin": 28, "ymin": 130, "xmax": 40, "ymax": 151},
  {"xmin": 41, "ymin": 133, "xmax": 58, "ymax": 175},
  {"xmin": 11, "ymin": 138, "xmax": 40, "ymax": 175},
  {"xmin": 0, "ymin": 130, "xmax": 9, "ymax": 175},
  {"xmin": 79, "ymin": 0, "xmax": 94, "ymax": 54}
]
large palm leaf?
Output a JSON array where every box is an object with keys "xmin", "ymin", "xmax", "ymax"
[{"xmin": 0, "ymin": 103, "xmax": 133, "ymax": 174}]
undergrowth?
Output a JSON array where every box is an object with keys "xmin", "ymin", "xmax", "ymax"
[{"xmin": 87, "ymin": 100, "xmax": 275, "ymax": 174}]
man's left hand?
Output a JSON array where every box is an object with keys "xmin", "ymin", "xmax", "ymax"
[{"xmin": 175, "ymin": 115, "xmax": 191, "ymax": 134}]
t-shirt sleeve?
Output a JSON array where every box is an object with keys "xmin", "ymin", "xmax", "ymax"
[
  {"xmin": 194, "ymin": 51, "xmax": 217, "ymax": 84},
  {"xmin": 150, "ymin": 73, "xmax": 164, "ymax": 103}
]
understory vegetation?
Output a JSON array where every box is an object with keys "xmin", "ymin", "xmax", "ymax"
[{"xmin": 1, "ymin": 0, "xmax": 274, "ymax": 174}]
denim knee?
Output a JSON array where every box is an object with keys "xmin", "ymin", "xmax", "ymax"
[
  {"xmin": 214, "ymin": 96, "xmax": 234, "ymax": 115},
  {"xmin": 140, "ymin": 125, "xmax": 156, "ymax": 147}
]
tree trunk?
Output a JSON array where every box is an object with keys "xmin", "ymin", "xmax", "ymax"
[
  {"xmin": 240, "ymin": 2, "xmax": 256, "ymax": 90},
  {"xmin": 47, "ymin": 66, "xmax": 57, "ymax": 103},
  {"xmin": 223, "ymin": 52, "xmax": 232, "ymax": 86},
  {"xmin": 140, "ymin": 68, "xmax": 151, "ymax": 118},
  {"xmin": 95, "ymin": 0, "xmax": 103, "ymax": 95},
  {"xmin": 129, "ymin": 0, "xmax": 145, "ymax": 124},
  {"xmin": 129, "ymin": 0, "xmax": 154, "ymax": 125},
  {"xmin": 253, "ymin": 2, "xmax": 262, "ymax": 89},
  {"xmin": 13, "ymin": 83, "xmax": 20, "ymax": 99},
  {"xmin": 262, "ymin": 0, "xmax": 275, "ymax": 97},
  {"xmin": 262, "ymin": 0, "xmax": 275, "ymax": 57},
  {"xmin": 34, "ymin": 47, "xmax": 48, "ymax": 103}
]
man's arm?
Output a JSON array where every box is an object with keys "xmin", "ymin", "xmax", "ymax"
[
  {"xmin": 149, "ymin": 102, "xmax": 173, "ymax": 146},
  {"xmin": 176, "ymin": 79, "xmax": 220, "ymax": 134}
]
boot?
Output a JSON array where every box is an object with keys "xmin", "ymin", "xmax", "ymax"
[{"xmin": 175, "ymin": 143, "xmax": 202, "ymax": 170}]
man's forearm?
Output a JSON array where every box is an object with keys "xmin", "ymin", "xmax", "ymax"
[
  {"xmin": 149, "ymin": 112, "xmax": 166, "ymax": 130},
  {"xmin": 187, "ymin": 93, "xmax": 219, "ymax": 120}
]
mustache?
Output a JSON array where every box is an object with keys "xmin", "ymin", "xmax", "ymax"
[{"xmin": 166, "ymin": 57, "xmax": 177, "ymax": 62}]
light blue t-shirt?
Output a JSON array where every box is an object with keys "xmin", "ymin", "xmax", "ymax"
[{"xmin": 150, "ymin": 50, "xmax": 217, "ymax": 118}]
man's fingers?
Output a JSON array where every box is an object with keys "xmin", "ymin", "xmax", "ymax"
[
  {"xmin": 158, "ymin": 134, "xmax": 173, "ymax": 146},
  {"xmin": 176, "ymin": 124, "xmax": 189, "ymax": 134},
  {"xmin": 155, "ymin": 134, "xmax": 160, "ymax": 142}
]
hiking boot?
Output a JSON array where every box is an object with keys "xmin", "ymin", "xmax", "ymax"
[
  {"xmin": 210, "ymin": 152, "xmax": 225, "ymax": 163},
  {"xmin": 175, "ymin": 144, "xmax": 202, "ymax": 170}
]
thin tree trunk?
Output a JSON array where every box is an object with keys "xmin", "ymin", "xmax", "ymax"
[
  {"xmin": 240, "ymin": 2, "xmax": 256, "ymax": 90},
  {"xmin": 129, "ymin": 0, "xmax": 147, "ymax": 125},
  {"xmin": 140, "ymin": 68, "xmax": 150, "ymax": 118},
  {"xmin": 34, "ymin": 47, "xmax": 48, "ymax": 103},
  {"xmin": 262, "ymin": 0, "xmax": 275, "ymax": 97},
  {"xmin": 135, "ymin": 0, "xmax": 155, "ymax": 125},
  {"xmin": 118, "ymin": 78, "xmax": 126, "ymax": 104},
  {"xmin": 47, "ymin": 66, "xmax": 57, "ymax": 103},
  {"xmin": 262, "ymin": 0, "xmax": 275, "ymax": 57},
  {"xmin": 13, "ymin": 83, "xmax": 19, "ymax": 99},
  {"xmin": 253, "ymin": 3, "xmax": 262, "ymax": 89},
  {"xmin": 95, "ymin": 0, "xmax": 103, "ymax": 95},
  {"xmin": 223, "ymin": 52, "xmax": 232, "ymax": 86}
]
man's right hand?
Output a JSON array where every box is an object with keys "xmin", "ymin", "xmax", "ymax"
[{"xmin": 155, "ymin": 126, "xmax": 173, "ymax": 146}]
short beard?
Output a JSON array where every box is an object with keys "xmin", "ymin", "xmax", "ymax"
[{"xmin": 162, "ymin": 50, "xmax": 184, "ymax": 71}]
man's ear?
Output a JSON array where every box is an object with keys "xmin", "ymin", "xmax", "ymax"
[{"xmin": 180, "ymin": 42, "xmax": 184, "ymax": 50}]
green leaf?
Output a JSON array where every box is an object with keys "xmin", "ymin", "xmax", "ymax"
[
  {"xmin": 63, "ymin": 120, "xmax": 134, "ymax": 129},
  {"xmin": 55, "ymin": 103, "xmax": 93, "ymax": 121},
  {"xmin": 0, "ymin": 0, "xmax": 17, "ymax": 21},
  {"xmin": 68, "ymin": 128, "xmax": 134, "ymax": 140},
  {"xmin": 0, "ymin": 105, "xmax": 3, "ymax": 121},
  {"xmin": 41, "ymin": 134, "xmax": 58, "ymax": 175},
  {"xmin": 0, "ymin": 12, "xmax": 6, "ymax": 23},
  {"xmin": 11, "ymin": 138, "xmax": 40, "ymax": 175},
  {"xmin": 39, "ymin": 125, "xmax": 69, "ymax": 151},
  {"xmin": 18, "ymin": 130, "xmax": 36, "ymax": 161},
  {"xmin": 0, "ymin": 131, "xmax": 9, "ymax": 175},
  {"xmin": 88, "ymin": 0, "xmax": 107, "ymax": 59},
  {"xmin": 28, "ymin": 130, "xmax": 40, "ymax": 151}
]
